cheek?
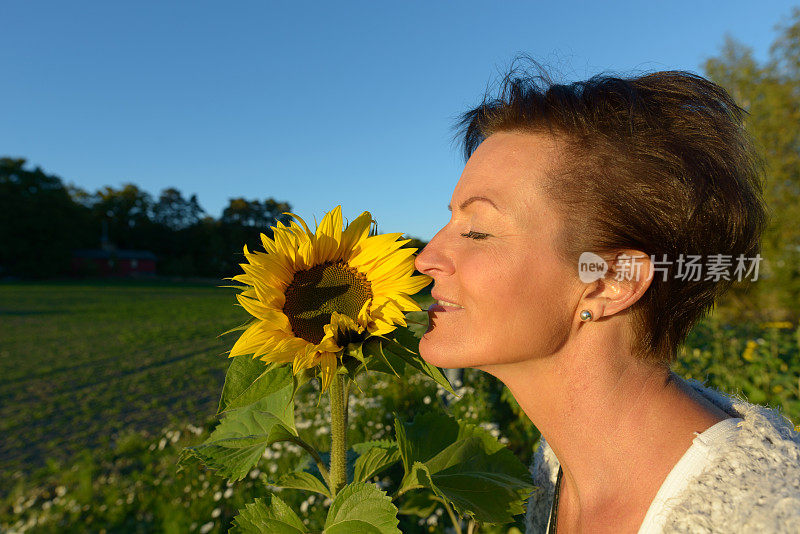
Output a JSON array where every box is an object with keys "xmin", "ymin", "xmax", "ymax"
[{"xmin": 491, "ymin": 257, "xmax": 576, "ymax": 349}]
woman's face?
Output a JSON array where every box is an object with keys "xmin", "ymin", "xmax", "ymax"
[{"xmin": 414, "ymin": 131, "xmax": 583, "ymax": 372}]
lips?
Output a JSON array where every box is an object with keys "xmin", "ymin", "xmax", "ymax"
[{"xmin": 429, "ymin": 292, "xmax": 463, "ymax": 313}]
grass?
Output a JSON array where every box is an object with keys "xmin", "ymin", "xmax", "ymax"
[{"xmin": 0, "ymin": 280, "xmax": 247, "ymax": 492}]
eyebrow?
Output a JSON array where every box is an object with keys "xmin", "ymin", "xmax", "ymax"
[{"xmin": 447, "ymin": 195, "xmax": 500, "ymax": 212}]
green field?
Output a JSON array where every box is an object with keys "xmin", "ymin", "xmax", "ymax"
[
  {"xmin": 0, "ymin": 281, "xmax": 246, "ymax": 488},
  {"xmin": 1, "ymin": 281, "xmax": 798, "ymax": 533}
]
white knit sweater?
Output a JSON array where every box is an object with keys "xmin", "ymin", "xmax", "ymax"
[{"xmin": 524, "ymin": 375, "xmax": 800, "ymax": 533}]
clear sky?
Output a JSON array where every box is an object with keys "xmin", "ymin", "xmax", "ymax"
[{"xmin": 2, "ymin": 1, "xmax": 797, "ymax": 240}]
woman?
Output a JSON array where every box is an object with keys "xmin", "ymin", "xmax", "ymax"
[{"xmin": 414, "ymin": 65, "xmax": 800, "ymax": 533}]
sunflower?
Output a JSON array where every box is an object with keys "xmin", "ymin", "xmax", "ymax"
[{"xmin": 228, "ymin": 206, "xmax": 431, "ymax": 393}]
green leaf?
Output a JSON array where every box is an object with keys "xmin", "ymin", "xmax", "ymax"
[
  {"xmin": 181, "ymin": 374, "xmax": 297, "ymax": 481},
  {"xmin": 351, "ymin": 439, "xmax": 396, "ymax": 455},
  {"xmin": 394, "ymin": 412, "xmax": 459, "ymax": 473},
  {"xmin": 402, "ymin": 310, "xmax": 430, "ymax": 339},
  {"xmin": 379, "ymin": 336, "xmax": 456, "ymax": 395},
  {"xmin": 231, "ymin": 496, "xmax": 308, "ymax": 533},
  {"xmin": 291, "ymin": 367, "xmax": 315, "ymax": 402},
  {"xmin": 394, "ymin": 412, "xmax": 534, "ymax": 525},
  {"xmin": 273, "ymin": 471, "xmax": 331, "ymax": 498},
  {"xmin": 397, "ymin": 489, "xmax": 439, "ymax": 518},
  {"xmin": 342, "ymin": 341, "xmax": 374, "ymax": 380},
  {"xmin": 391, "ymin": 320, "xmax": 425, "ymax": 351},
  {"xmin": 218, "ymin": 357, "xmax": 290, "ymax": 414},
  {"xmin": 360, "ymin": 338, "xmax": 406, "ymax": 377},
  {"xmin": 323, "ymin": 482, "xmax": 400, "ymax": 534},
  {"xmin": 353, "ymin": 441, "xmax": 401, "ymax": 483}
]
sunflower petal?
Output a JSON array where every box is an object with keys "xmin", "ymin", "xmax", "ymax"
[
  {"xmin": 340, "ymin": 211, "xmax": 372, "ymax": 255},
  {"xmin": 231, "ymin": 273, "xmax": 253, "ymax": 285},
  {"xmin": 236, "ymin": 294, "xmax": 291, "ymax": 330},
  {"xmin": 372, "ymin": 274, "xmax": 432, "ymax": 296},
  {"xmin": 292, "ymin": 344, "xmax": 318, "ymax": 375},
  {"xmin": 348, "ymin": 234, "xmax": 408, "ymax": 270},
  {"xmin": 318, "ymin": 352, "xmax": 338, "ymax": 393},
  {"xmin": 229, "ymin": 323, "xmax": 269, "ymax": 357},
  {"xmin": 387, "ymin": 293, "xmax": 422, "ymax": 312},
  {"xmin": 285, "ymin": 212, "xmax": 313, "ymax": 238},
  {"xmin": 364, "ymin": 248, "xmax": 417, "ymax": 283},
  {"xmin": 314, "ymin": 206, "xmax": 343, "ymax": 263},
  {"xmin": 260, "ymin": 233, "xmax": 279, "ymax": 255}
]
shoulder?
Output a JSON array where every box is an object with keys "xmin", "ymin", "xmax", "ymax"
[
  {"xmin": 525, "ymin": 436, "xmax": 560, "ymax": 534},
  {"xmin": 663, "ymin": 379, "xmax": 800, "ymax": 533}
]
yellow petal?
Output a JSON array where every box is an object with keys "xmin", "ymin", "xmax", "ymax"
[
  {"xmin": 317, "ymin": 326, "xmax": 343, "ymax": 353},
  {"xmin": 252, "ymin": 279, "xmax": 286, "ymax": 308},
  {"xmin": 272, "ymin": 225, "xmax": 299, "ymax": 267},
  {"xmin": 314, "ymin": 206, "xmax": 343, "ymax": 263},
  {"xmin": 364, "ymin": 248, "xmax": 416, "ymax": 283},
  {"xmin": 316, "ymin": 205, "xmax": 343, "ymax": 243},
  {"xmin": 387, "ymin": 293, "xmax": 421, "ymax": 312},
  {"xmin": 368, "ymin": 318, "xmax": 397, "ymax": 336},
  {"xmin": 229, "ymin": 323, "xmax": 269, "ymax": 357},
  {"xmin": 231, "ymin": 273, "xmax": 253, "ymax": 286},
  {"xmin": 348, "ymin": 234, "xmax": 408, "ymax": 270},
  {"xmin": 330, "ymin": 310, "xmax": 363, "ymax": 333},
  {"xmin": 340, "ymin": 211, "xmax": 372, "ymax": 255},
  {"xmin": 259, "ymin": 351, "xmax": 296, "ymax": 365},
  {"xmin": 357, "ymin": 299, "xmax": 372, "ymax": 327},
  {"xmin": 372, "ymin": 274, "xmax": 431, "ymax": 296},
  {"xmin": 258, "ymin": 336, "xmax": 307, "ymax": 362},
  {"xmin": 285, "ymin": 212, "xmax": 314, "ymax": 238},
  {"xmin": 236, "ymin": 294, "xmax": 291, "ymax": 330},
  {"xmin": 318, "ymin": 352, "xmax": 338, "ymax": 394},
  {"xmin": 377, "ymin": 301, "xmax": 406, "ymax": 323},
  {"xmin": 293, "ymin": 344, "xmax": 318, "ymax": 375},
  {"xmin": 240, "ymin": 260, "xmax": 287, "ymax": 289},
  {"xmin": 247, "ymin": 250, "xmax": 294, "ymax": 283},
  {"xmin": 297, "ymin": 239, "xmax": 315, "ymax": 269},
  {"xmin": 260, "ymin": 233, "xmax": 279, "ymax": 255}
]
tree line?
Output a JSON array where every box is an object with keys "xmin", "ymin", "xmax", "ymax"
[
  {"xmin": 0, "ymin": 158, "xmax": 427, "ymax": 280},
  {"xmin": 0, "ymin": 157, "xmax": 297, "ymax": 279}
]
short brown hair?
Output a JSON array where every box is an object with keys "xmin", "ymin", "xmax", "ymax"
[{"xmin": 455, "ymin": 60, "xmax": 768, "ymax": 366}]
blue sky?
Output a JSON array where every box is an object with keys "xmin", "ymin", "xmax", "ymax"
[{"xmin": 2, "ymin": 1, "xmax": 797, "ymax": 240}]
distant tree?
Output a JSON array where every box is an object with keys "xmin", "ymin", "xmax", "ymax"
[
  {"xmin": 0, "ymin": 158, "xmax": 89, "ymax": 277},
  {"xmin": 703, "ymin": 9, "xmax": 800, "ymax": 317},
  {"xmin": 152, "ymin": 187, "xmax": 205, "ymax": 231},
  {"xmin": 220, "ymin": 197, "xmax": 291, "ymax": 228},
  {"xmin": 217, "ymin": 197, "xmax": 292, "ymax": 277},
  {"xmin": 88, "ymin": 184, "xmax": 155, "ymax": 249},
  {"xmin": 0, "ymin": 156, "xmax": 299, "ymax": 279}
]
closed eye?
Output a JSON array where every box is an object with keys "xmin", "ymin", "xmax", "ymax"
[{"xmin": 460, "ymin": 230, "xmax": 490, "ymax": 240}]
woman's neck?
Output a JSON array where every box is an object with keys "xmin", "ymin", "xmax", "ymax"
[{"xmin": 483, "ymin": 340, "xmax": 730, "ymax": 532}]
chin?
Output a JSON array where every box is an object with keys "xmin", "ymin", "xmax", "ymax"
[
  {"xmin": 418, "ymin": 335, "xmax": 480, "ymax": 369},
  {"xmin": 418, "ymin": 335, "xmax": 459, "ymax": 368}
]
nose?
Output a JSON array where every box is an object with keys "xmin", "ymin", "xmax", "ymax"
[{"xmin": 414, "ymin": 228, "xmax": 452, "ymax": 276}]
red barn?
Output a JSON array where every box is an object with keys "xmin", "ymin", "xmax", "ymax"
[{"xmin": 71, "ymin": 249, "xmax": 157, "ymax": 277}]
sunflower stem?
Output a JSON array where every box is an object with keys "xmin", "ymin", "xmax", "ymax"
[{"xmin": 329, "ymin": 373, "xmax": 348, "ymax": 496}]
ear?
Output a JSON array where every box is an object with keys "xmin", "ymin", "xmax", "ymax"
[{"xmin": 579, "ymin": 250, "xmax": 653, "ymax": 320}]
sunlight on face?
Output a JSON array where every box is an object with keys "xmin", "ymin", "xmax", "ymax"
[{"xmin": 414, "ymin": 131, "xmax": 583, "ymax": 372}]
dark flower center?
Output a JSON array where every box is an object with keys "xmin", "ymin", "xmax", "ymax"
[{"xmin": 283, "ymin": 260, "xmax": 372, "ymax": 344}]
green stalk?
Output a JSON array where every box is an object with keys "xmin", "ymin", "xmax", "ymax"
[
  {"xmin": 329, "ymin": 373, "xmax": 348, "ymax": 496},
  {"xmin": 432, "ymin": 496, "xmax": 462, "ymax": 534}
]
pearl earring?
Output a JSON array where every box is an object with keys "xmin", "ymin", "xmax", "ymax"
[{"xmin": 580, "ymin": 310, "xmax": 593, "ymax": 321}]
